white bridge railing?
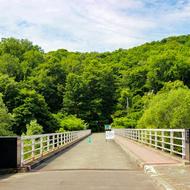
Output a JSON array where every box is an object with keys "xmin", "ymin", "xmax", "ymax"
[
  {"xmin": 114, "ymin": 128, "xmax": 186, "ymax": 159},
  {"xmin": 21, "ymin": 130, "xmax": 91, "ymax": 166}
]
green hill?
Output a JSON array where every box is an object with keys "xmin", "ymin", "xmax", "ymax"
[{"xmin": 0, "ymin": 35, "xmax": 190, "ymax": 134}]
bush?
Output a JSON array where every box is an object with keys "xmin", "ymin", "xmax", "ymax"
[
  {"xmin": 112, "ymin": 117, "xmax": 136, "ymax": 128},
  {"xmin": 54, "ymin": 113, "xmax": 87, "ymax": 131},
  {"xmin": 138, "ymin": 86, "xmax": 190, "ymax": 129},
  {"xmin": 25, "ymin": 120, "xmax": 43, "ymax": 135}
]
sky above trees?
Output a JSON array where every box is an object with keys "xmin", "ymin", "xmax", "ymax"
[{"xmin": 0, "ymin": 0, "xmax": 190, "ymax": 52}]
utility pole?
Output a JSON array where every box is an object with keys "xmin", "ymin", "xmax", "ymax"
[{"xmin": 126, "ymin": 97, "xmax": 129, "ymax": 109}]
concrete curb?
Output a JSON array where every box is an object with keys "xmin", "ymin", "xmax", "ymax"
[
  {"xmin": 114, "ymin": 136, "xmax": 146, "ymax": 168},
  {"xmin": 0, "ymin": 169, "xmax": 17, "ymax": 175},
  {"xmin": 114, "ymin": 136, "xmax": 177, "ymax": 190}
]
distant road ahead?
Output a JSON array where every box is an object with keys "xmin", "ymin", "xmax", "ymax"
[{"xmin": 37, "ymin": 133, "xmax": 137, "ymax": 170}]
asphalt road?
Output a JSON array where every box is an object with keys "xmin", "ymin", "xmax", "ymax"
[{"xmin": 0, "ymin": 133, "xmax": 160, "ymax": 190}]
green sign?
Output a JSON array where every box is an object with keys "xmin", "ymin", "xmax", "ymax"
[
  {"xmin": 88, "ymin": 136, "xmax": 92, "ymax": 144},
  {"xmin": 104, "ymin": 124, "xmax": 111, "ymax": 130}
]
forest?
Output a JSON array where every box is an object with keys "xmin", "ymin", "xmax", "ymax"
[{"xmin": 1, "ymin": 35, "xmax": 190, "ymax": 136}]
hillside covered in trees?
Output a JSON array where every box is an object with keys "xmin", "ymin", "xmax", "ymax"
[{"xmin": 1, "ymin": 35, "xmax": 190, "ymax": 135}]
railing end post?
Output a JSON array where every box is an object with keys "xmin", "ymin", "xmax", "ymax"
[
  {"xmin": 184, "ymin": 129, "xmax": 190, "ymax": 161},
  {"xmin": 17, "ymin": 136, "xmax": 22, "ymax": 168}
]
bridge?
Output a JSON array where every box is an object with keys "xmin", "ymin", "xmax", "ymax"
[{"xmin": 0, "ymin": 129, "xmax": 190, "ymax": 190}]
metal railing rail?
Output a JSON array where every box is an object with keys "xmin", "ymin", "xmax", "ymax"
[
  {"xmin": 21, "ymin": 129, "xmax": 91, "ymax": 166},
  {"xmin": 114, "ymin": 128, "xmax": 186, "ymax": 159}
]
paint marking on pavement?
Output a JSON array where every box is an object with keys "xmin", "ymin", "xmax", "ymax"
[
  {"xmin": 144, "ymin": 165, "xmax": 175, "ymax": 190},
  {"xmin": 144, "ymin": 165, "xmax": 158, "ymax": 177}
]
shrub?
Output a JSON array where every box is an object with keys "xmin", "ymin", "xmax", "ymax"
[
  {"xmin": 138, "ymin": 87, "xmax": 190, "ymax": 129},
  {"xmin": 25, "ymin": 119, "xmax": 43, "ymax": 135},
  {"xmin": 112, "ymin": 117, "xmax": 136, "ymax": 128},
  {"xmin": 54, "ymin": 113, "xmax": 87, "ymax": 131}
]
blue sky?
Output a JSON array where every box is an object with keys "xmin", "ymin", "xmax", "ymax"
[{"xmin": 0, "ymin": 0, "xmax": 190, "ymax": 52}]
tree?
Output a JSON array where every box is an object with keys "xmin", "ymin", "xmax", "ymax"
[
  {"xmin": 63, "ymin": 63, "xmax": 117, "ymax": 131},
  {"xmin": 63, "ymin": 73, "xmax": 88, "ymax": 117},
  {"xmin": 25, "ymin": 120, "xmax": 43, "ymax": 136},
  {"xmin": 12, "ymin": 88, "xmax": 59, "ymax": 135},
  {"xmin": 138, "ymin": 81, "xmax": 190, "ymax": 129},
  {"xmin": 0, "ymin": 93, "xmax": 14, "ymax": 136},
  {"xmin": 0, "ymin": 38, "xmax": 42, "ymax": 61},
  {"xmin": 1, "ymin": 35, "xmax": 190, "ymax": 134},
  {"xmin": 28, "ymin": 61, "xmax": 66, "ymax": 112},
  {"xmin": 54, "ymin": 114, "xmax": 87, "ymax": 132}
]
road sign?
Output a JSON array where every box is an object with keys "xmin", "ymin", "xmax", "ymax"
[
  {"xmin": 105, "ymin": 124, "xmax": 111, "ymax": 130},
  {"xmin": 105, "ymin": 130, "xmax": 115, "ymax": 140},
  {"xmin": 88, "ymin": 136, "xmax": 92, "ymax": 144}
]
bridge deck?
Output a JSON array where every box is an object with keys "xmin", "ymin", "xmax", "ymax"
[
  {"xmin": 0, "ymin": 133, "xmax": 160, "ymax": 190},
  {"xmin": 36, "ymin": 133, "xmax": 138, "ymax": 170}
]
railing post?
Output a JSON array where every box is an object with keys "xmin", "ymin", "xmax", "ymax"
[
  {"xmin": 162, "ymin": 131, "xmax": 164, "ymax": 151},
  {"xmin": 71, "ymin": 133, "xmax": 73, "ymax": 141},
  {"xmin": 184, "ymin": 129, "xmax": 190, "ymax": 160},
  {"xmin": 32, "ymin": 138, "xmax": 35, "ymax": 160},
  {"xmin": 57, "ymin": 134, "xmax": 59, "ymax": 147},
  {"xmin": 20, "ymin": 138, "xmax": 24, "ymax": 167},
  {"xmin": 61, "ymin": 134, "xmax": 63, "ymax": 145},
  {"xmin": 40, "ymin": 137, "xmax": 43, "ymax": 156},
  {"xmin": 66, "ymin": 133, "xmax": 68, "ymax": 143},
  {"xmin": 170, "ymin": 131, "xmax": 174, "ymax": 154},
  {"xmin": 75, "ymin": 131, "xmax": 77, "ymax": 140},
  {"xmin": 142, "ymin": 130, "xmax": 144, "ymax": 143},
  {"xmin": 149, "ymin": 130, "xmax": 152, "ymax": 146},
  {"xmin": 138, "ymin": 130, "xmax": 140, "ymax": 142},
  {"xmin": 63, "ymin": 133, "xmax": 66, "ymax": 144},
  {"xmin": 145, "ymin": 130, "xmax": 148, "ymax": 144},
  {"xmin": 47, "ymin": 136, "xmax": 50, "ymax": 152},
  {"xmin": 53, "ymin": 135, "xmax": 55, "ymax": 149},
  {"xmin": 17, "ymin": 137, "xmax": 22, "ymax": 169},
  {"xmin": 155, "ymin": 131, "xmax": 157, "ymax": 149}
]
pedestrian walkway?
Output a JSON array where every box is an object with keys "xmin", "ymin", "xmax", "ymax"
[{"xmin": 115, "ymin": 135, "xmax": 180, "ymax": 166}]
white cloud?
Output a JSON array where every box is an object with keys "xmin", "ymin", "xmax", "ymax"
[
  {"xmin": 167, "ymin": 3, "xmax": 190, "ymax": 21},
  {"xmin": 0, "ymin": 0, "xmax": 190, "ymax": 52}
]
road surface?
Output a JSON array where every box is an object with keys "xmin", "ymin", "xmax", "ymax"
[{"xmin": 0, "ymin": 133, "xmax": 160, "ymax": 190}]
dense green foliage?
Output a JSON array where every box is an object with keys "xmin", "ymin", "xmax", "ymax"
[
  {"xmin": 1, "ymin": 35, "xmax": 190, "ymax": 135},
  {"xmin": 0, "ymin": 93, "xmax": 14, "ymax": 135},
  {"xmin": 25, "ymin": 120, "xmax": 43, "ymax": 136},
  {"xmin": 138, "ymin": 81, "xmax": 190, "ymax": 128},
  {"xmin": 55, "ymin": 114, "xmax": 87, "ymax": 132}
]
